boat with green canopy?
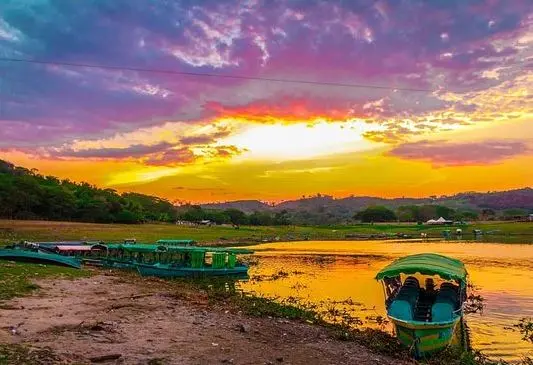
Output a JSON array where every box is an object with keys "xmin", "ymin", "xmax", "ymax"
[
  {"xmin": 375, "ymin": 253, "xmax": 468, "ymax": 358},
  {"xmin": 137, "ymin": 246, "xmax": 252, "ymax": 278},
  {"xmin": 95, "ymin": 244, "xmax": 253, "ymax": 277}
]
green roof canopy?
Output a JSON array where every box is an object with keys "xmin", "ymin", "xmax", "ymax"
[
  {"xmin": 121, "ymin": 244, "xmax": 168, "ymax": 253},
  {"xmin": 156, "ymin": 239, "xmax": 196, "ymax": 244},
  {"xmin": 103, "ymin": 243, "xmax": 253, "ymax": 255},
  {"xmin": 375, "ymin": 253, "xmax": 467, "ymax": 283}
]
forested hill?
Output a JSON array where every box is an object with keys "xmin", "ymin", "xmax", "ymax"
[
  {"xmin": 1, "ymin": 158, "xmax": 532, "ymax": 226},
  {"xmin": 0, "ymin": 160, "xmax": 177, "ymax": 223},
  {"xmin": 201, "ymin": 190, "xmax": 533, "ymax": 225},
  {"xmin": 202, "ymin": 189, "xmax": 533, "ymax": 213}
]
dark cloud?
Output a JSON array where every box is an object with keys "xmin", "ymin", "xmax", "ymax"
[
  {"xmin": 179, "ymin": 127, "xmax": 232, "ymax": 145},
  {"xmin": 52, "ymin": 142, "xmax": 174, "ymax": 159},
  {"xmin": 144, "ymin": 147, "xmax": 197, "ymax": 166},
  {"xmin": 388, "ymin": 139, "xmax": 531, "ymax": 166}
]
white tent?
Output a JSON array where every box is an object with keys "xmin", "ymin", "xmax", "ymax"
[
  {"xmin": 436, "ymin": 217, "xmax": 447, "ymax": 223},
  {"xmin": 426, "ymin": 219, "xmax": 437, "ymax": 224}
]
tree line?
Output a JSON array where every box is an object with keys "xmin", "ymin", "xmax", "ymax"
[
  {"xmin": 1, "ymin": 159, "xmax": 529, "ymax": 226},
  {"xmin": 0, "ymin": 160, "xmax": 177, "ymax": 223},
  {"xmin": 353, "ymin": 205, "xmax": 530, "ymax": 223},
  {"xmin": 177, "ymin": 205, "xmax": 291, "ymax": 226}
]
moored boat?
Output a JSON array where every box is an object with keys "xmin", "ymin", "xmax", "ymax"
[
  {"xmin": 136, "ymin": 262, "xmax": 249, "ymax": 278},
  {"xmin": 136, "ymin": 246, "xmax": 252, "ymax": 278},
  {"xmin": 0, "ymin": 247, "xmax": 82, "ymax": 269},
  {"xmin": 375, "ymin": 253, "xmax": 468, "ymax": 358}
]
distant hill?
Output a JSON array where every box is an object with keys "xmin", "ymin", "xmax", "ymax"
[
  {"xmin": 201, "ymin": 189, "xmax": 533, "ymax": 219},
  {"xmin": 202, "ymin": 200, "xmax": 271, "ymax": 213}
]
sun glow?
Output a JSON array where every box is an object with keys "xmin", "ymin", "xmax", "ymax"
[
  {"xmin": 220, "ymin": 120, "xmax": 380, "ymax": 160},
  {"xmin": 106, "ymin": 166, "xmax": 182, "ymax": 186}
]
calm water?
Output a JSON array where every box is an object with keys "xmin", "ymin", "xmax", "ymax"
[{"xmin": 240, "ymin": 240, "xmax": 533, "ymax": 362}]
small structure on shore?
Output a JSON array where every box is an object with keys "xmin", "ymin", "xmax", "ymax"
[{"xmin": 426, "ymin": 217, "xmax": 453, "ymax": 225}]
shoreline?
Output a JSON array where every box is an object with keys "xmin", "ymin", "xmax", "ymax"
[
  {"xmin": 0, "ymin": 269, "xmax": 410, "ymax": 365},
  {"xmin": 0, "ymin": 263, "xmax": 526, "ymax": 365}
]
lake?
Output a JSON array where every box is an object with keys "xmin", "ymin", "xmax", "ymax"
[{"xmin": 240, "ymin": 240, "xmax": 533, "ymax": 362}]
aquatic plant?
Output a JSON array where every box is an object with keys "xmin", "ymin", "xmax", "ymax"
[{"xmin": 515, "ymin": 318, "xmax": 533, "ymax": 343}]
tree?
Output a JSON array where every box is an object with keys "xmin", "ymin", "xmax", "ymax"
[
  {"xmin": 354, "ymin": 206, "xmax": 397, "ymax": 223},
  {"xmin": 249, "ymin": 211, "xmax": 273, "ymax": 226},
  {"xmin": 273, "ymin": 209, "xmax": 291, "ymax": 225},
  {"xmin": 224, "ymin": 208, "xmax": 248, "ymax": 227},
  {"xmin": 435, "ymin": 205, "xmax": 456, "ymax": 220},
  {"xmin": 455, "ymin": 210, "xmax": 479, "ymax": 221},
  {"xmin": 0, "ymin": 159, "xmax": 177, "ymax": 224}
]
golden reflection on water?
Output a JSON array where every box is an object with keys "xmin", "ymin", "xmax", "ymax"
[{"xmin": 241, "ymin": 240, "xmax": 533, "ymax": 362}]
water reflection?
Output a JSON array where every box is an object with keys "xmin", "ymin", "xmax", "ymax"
[{"xmin": 240, "ymin": 240, "xmax": 533, "ymax": 362}]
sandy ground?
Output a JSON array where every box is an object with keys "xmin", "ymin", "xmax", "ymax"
[{"xmin": 0, "ymin": 273, "xmax": 406, "ymax": 365}]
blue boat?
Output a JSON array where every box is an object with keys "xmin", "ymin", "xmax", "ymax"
[
  {"xmin": 0, "ymin": 247, "xmax": 82, "ymax": 269},
  {"xmin": 375, "ymin": 253, "xmax": 469, "ymax": 358}
]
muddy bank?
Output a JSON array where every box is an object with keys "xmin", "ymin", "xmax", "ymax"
[{"xmin": 0, "ymin": 272, "xmax": 406, "ymax": 365}]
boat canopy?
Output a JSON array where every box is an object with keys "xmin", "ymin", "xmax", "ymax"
[
  {"xmin": 156, "ymin": 239, "xmax": 196, "ymax": 245},
  {"xmin": 121, "ymin": 244, "xmax": 169, "ymax": 253},
  {"xmin": 165, "ymin": 246, "xmax": 253, "ymax": 254},
  {"xmin": 55, "ymin": 245, "xmax": 94, "ymax": 251},
  {"xmin": 102, "ymin": 243, "xmax": 253, "ymax": 254},
  {"xmin": 375, "ymin": 253, "xmax": 467, "ymax": 283}
]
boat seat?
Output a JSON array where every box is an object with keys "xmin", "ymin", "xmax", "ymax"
[
  {"xmin": 431, "ymin": 283, "xmax": 459, "ymax": 322},
  {"xmin": 431, "ymin": 302, "xmax": 455, "ymax": 322},
  {"xmin": 388, "ymin": 277, "xmax": 420, "ymax": 320}
]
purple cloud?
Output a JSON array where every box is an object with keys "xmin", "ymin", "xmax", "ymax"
[
  {"xmin": 388, "ymin": 139, "xmax": 531, "ymax": 166},
  {"xmin": 0, "ymin": 0, "xmax": 530, "ymax": 151},
  {"xmin": 52, "ymin": 142, "xmax": 174, "ymax": 159}
]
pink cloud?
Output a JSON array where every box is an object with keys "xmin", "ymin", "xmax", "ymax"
[{"xmin": 388, "ymin": 139, "xmax": 531, "ymax": 166}]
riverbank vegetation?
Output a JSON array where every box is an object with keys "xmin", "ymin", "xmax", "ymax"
[
  {"xmin": 1, "ymin": 219, "xmax": 532, "ymax": 245},
  {"xmin": 2, "ymin": 159, "xmax": 532, "ymax": 227}
]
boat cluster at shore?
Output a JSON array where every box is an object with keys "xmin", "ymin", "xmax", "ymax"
[{"xmin": 0, "ymin": 239, "xmax": 253, "ymax": 278}]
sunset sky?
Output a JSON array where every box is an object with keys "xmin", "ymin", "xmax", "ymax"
[{"xmin": 0, "ymin": 0, "xmax": 532, "ymax": 203}]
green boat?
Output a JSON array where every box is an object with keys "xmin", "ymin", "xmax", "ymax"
[
  {"xmin": 136, "ymin": 262, "xmax": 249, "ymax": 278},
  {"xmin": 375, "ymin": 253, "xmax": 468, "ymax": 358},
  {"xmin": 0, "ymin": 247, "xmax": 82, "ymax": 269},
  {"xmin": 136, "ymin": 246, "xmax": 252, "ymax": 278}
]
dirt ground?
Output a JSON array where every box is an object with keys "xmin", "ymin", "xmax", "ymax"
[{"xmin": 0, "ymin": 272, "xmax": 406, "ymax": 365}]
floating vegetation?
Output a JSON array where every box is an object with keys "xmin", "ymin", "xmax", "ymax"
[
  {"xmin": 365, "ymin": 315, "xmax": 389, "ymax": 329},
  {"xmin": 250, "ymin": 269, "xmax": 306, "ymax": 282},
  {"xmin": 290, "ymin": 282, "xmax": 308, "ymax": 290},
  {"xmin": 302, "ymin": 255, "xmax": 336, "ymax": 266},
  {"xmin": 240, "ymin": 256, "xmax": 260, "ymax": 266},
  {"xmin": 515, "ymin": 318, "xmax": 533, "ymax": 343}
]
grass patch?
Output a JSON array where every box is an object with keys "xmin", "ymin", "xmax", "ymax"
[
  {"xmin": 0, "ymin": 344, "xmax": 67, "ymax": 365},
  {"xmin": 0, "ymin": 261, "xmax": 90, "ymax": 301},
  {"xmin": 1, "ymin": 219, "xmax": 532, "ymax": 245}
]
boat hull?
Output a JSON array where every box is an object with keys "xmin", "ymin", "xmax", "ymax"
[
  {"xmin": 390, "ymin": 316, "xmax": 462, "ymax": 357},
  {"xmin": 136, "ymin": 263, "xmax": 249, "ymax": 278},
  {"xmin": 0, "ymin": 249, "xmax": 82, "ymax": 269}
]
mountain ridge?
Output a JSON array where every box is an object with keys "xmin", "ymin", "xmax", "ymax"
[{"xmin": 201, "ymin": 188, "xmax": 533, "ymax": 213}]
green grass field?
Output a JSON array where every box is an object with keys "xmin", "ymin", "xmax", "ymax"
[
  {"xmin": 0, "ymin": 219, "xmax": 532, "ymax": 245},
  {"xmin": 0, "ymin": 261, "xmax": 90, "ymax": 301}
]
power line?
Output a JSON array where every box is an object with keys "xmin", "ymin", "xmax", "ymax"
[
  {"xmin": 0, "ymin": 57, "xmax": 528, "ymax": 98},
  {"xmin": 0, "ymin": 56, "xmax": 434, "ymax": 92}
]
